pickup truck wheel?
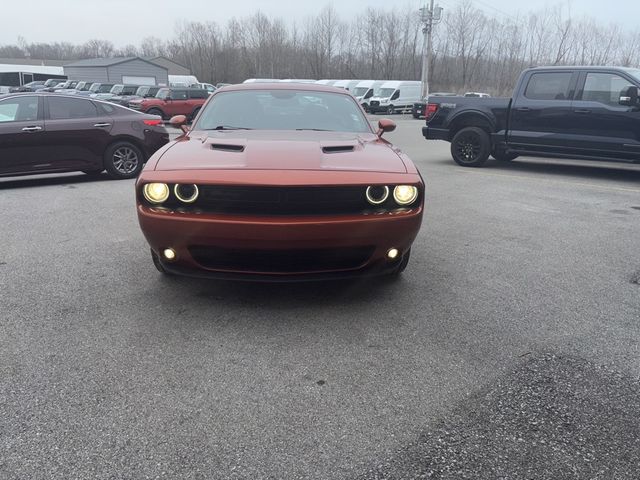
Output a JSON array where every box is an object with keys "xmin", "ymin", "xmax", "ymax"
[
  {"xmin": 451, "ymin": 127, "xmax": 491, "ymax": 167},
  {"xmin": 492, "ymin": 152, "xmax": 519, "ymax": 162}
]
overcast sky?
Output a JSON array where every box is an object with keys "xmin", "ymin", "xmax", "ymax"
[{"xmin": 0, "ymin": 0, "xmax": 632, "ymax": 46}]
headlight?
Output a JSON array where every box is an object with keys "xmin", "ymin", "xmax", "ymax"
[
  {"xmin": 393, "ymin": 185, "xmax": 418, "ymax": 205},
  {"xmin": 174, "ymin": 183, "xmax": 199, "ymax": 203},
  {"xmin": 366, "ymin": 185, "xmax": 389, "ymax": 205},
  {"xmin": 143, "ymin": 183, "xmax": 170, "ymax": 204}
]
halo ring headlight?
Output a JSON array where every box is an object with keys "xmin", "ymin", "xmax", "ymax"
[
  {"xmin": 393, "ymin": 185, "xmax": 418, "ymax": 205},
  {"xmin": 366, "ymin": 185, "xmax": 389, "ymax": 205},
  {"xmin": 174, "ymin": 183, "xmax": 199, "ymax": 203},
  {"xmin": 143, "ymin": 183, "xmax": 170, "ymax": 204}
]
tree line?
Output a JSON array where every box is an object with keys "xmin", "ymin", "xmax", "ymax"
[{"xmin": 1, "ymin": 1, "xmax": 639, "ymax": 95}]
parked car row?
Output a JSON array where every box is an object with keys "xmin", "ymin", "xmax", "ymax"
[{"xmin": 243, "ymin": 78, "xmax": 424, "ymax": 114}]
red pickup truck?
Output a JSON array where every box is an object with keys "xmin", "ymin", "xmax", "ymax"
[{"xmin": 128, "ymin": 87, "xmax": 208, "ymax": 121}]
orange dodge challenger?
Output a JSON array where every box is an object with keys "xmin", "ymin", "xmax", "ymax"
[{"xmin": 136, "ymin": 83, "xmax": 424, "ymax": 281}]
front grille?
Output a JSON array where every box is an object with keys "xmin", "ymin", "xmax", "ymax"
[
  {"xmin": 189, "ymin": 246, "xmax": 375, "ymax": 273},
  {"xmin": 128, "ymin": 103, "xmax": 141, "ymax": 110},
  {"xmin": 162, "ymin": 185, "xmax": 407, "ymax": 216},
  {"xmin": 370, "ymin": 100, "xmax": 380, "ymax": 107}
]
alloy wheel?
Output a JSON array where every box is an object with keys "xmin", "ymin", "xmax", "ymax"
[
  {"xmin": 455, "ymin": 132, "xmax": 482, "ymax": 163},
  {"xmin": 112, "ymin": 147, "xmax": 140, "ymax": 175}
]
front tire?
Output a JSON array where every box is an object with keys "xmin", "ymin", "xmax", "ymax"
[
  {"xmin": 104, "ymin": 141, "xmax": 144, "ymax": 179},
  {"xmin": 362, "ymin": 103, "xmax": 370, "ymax": 113},
  {"xmin": 390, "ymin": 249, "xmax": 411, "ymax": 276},
  {"xmin": 151, "ymin": 249, "xmax": 170, "ymax": 275},
  {"xmin": 386, "ymin": 105, "xmax": 395, "ymax": 115},
  {"xmin": 451, "ymin": 127, "xmax": 491, "ymax": 167}
]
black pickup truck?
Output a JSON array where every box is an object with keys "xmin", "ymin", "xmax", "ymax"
[{"xmin": 422, "ymin": 66, "xmax": 640, "ymax": 166}]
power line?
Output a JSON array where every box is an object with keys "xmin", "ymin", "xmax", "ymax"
[
  {"xmin": 438, "ymin": 0, "xmax": 520, "ymax": 22},
  {"xmin": 471, "ymin": 0, "xmax": 520, "ymax": 21}
]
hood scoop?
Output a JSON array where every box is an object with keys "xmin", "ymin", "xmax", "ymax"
[
  {"xmin": 322, "ymin": 145, "xmax": 355, "ymax": 154},
  {"xmin": 211, "ymin": 143, "xmax": 245, "ymax": 152}
]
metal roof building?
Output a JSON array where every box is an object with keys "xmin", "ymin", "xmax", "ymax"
[{"xmin": 63, "ymin": 57, "xmax": 169, "ymax": 86}]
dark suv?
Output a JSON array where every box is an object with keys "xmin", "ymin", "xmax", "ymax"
[{"xmin": 128, "ymin": 88, "xmax": 208, "ymax": 120}]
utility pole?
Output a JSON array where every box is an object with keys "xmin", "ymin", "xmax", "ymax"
[{"xmin": 419, "ymin": 1, "xmax": 443, "ymax": 100}]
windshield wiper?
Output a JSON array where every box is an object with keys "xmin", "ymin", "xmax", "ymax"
[
  {"xmin": 207, "ymin": 125, "xmax": 252, "ymax": 130},
  {"xmin": 295, "ymin": 128, "xmax": 332, "ymax": 131}
]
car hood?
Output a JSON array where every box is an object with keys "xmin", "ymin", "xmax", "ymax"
[{"xmin": 154, "ymin": 130, "xmax": 407, "ymax": 173}]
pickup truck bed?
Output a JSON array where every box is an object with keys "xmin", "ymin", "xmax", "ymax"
[{"xmin": 422, "ymin": 66, "xmax": 640, "ymax": 167}]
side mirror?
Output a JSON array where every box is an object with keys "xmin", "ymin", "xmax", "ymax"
[
  {"xmin": 165, "ymin": 96, "xmax": 172, "ymax": 101},
  {"xmin": 170, "ymin": 115, "xmax": 189, "ymax": 134},
  {"xmin": 619, "ymin": 86, "xmax": 638, "ymax": 106},
  {"xmin": 376, "ymin": 118, "xmax": 396, "ymax": 138}
]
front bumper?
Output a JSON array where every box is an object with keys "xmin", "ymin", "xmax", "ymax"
[
  {"xmin": 422, "ymin": 126, "xmax": 449, "ymax": 141},
  {"xmin": 138, "ymin": 206, "xmax": 423, "ymax": 280}
]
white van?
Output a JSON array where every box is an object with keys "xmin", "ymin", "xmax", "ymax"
[
  {"xmin": 352, "ymin": 80, "xmax": 385, "ymax": 112},
  {"xmin": 369, "ymin": 81, "xmax": 422, "ymax": 114},
  {"xmin": 243, "ymin": 78, "xmax": 280, "ymax": 83},
  {"xmin": 332, "ymin": 80, "xmax": 361, "ymax": 92},
  {"xmin": 280, "ymin": 79, "xmax": 317, "ymax": 84},
  {"xmin": 315, "ymin": 80, "xmax": 338, "ymax": 86}
]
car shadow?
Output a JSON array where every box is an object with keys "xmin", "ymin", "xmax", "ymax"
[
  {"xmin": 0, "ymin": 172, "xmax": 113, "ymax": 189},
  {"xmin": 484, "ymin": 158, "xmax": 640, "ymax": 183},
  {"xmin": 430, "ymin": 156, "xmax": 640, "ymax": 184}
]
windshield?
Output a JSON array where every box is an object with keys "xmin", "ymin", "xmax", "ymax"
[
  {"xmin": 627, "ymin": 69, "xmax": 640, "ymax": 83},
  {"xmin": 44, "ymin": 79, "xmax": 58, "ymax": 87},
  {"xmin": 98, "ymin": 84, "xmax": 114, "ymax": 93},
  {"xmin": 353, "ymin": 87, "xmax": 369, "ymax": 97},
  {"xmin": 110, "ymin": 85, "xmax": 124, "ymax": 94},
  {"xmin": 135, "ymin": 86, "xmax": 149, "ymax": 96},
  {"xmin": 89, "ymin": 83, "xmax": 100, "ymax": 92},
  {"xmin": 376, "ymin": 88, "xmax": 395, "ymax": 98},
  {"xmin": 195, "ymin": 90, "xmax": 371, "ymax": 133}
]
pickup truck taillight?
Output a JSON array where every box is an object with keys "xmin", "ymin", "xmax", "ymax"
[{"xmin": 425, "ymin": 103, "xmax": 438, "ymax": 121}]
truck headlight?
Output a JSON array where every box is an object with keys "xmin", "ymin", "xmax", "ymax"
[
  {"xmin": 393, "ymin": 185, "xmax": 418, "ymax": 205},
  {"xmin": 143, "ymin": 183, "xmax": 170, "ymax": 204}
]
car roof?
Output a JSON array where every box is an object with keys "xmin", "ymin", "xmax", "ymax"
[
  {"xmin": 215, "ymin": 82, "xmax": 353, "ymax": 94},
  {"xmin": 526, "ymin": 65, "xmax": 638, "ymax": 72}
]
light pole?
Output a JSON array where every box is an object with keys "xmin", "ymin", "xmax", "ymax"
[{"xmin": 419, "ymin": 1, "xmax": 443, "ymax": 100}]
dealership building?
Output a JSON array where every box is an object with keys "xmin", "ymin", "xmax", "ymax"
[{"xmin": 63, "ymin": 57, "xmax": 172, "ymax": 86}]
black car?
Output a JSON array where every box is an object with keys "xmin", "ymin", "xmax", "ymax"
[{"xmin": 0, "ymin": 93, "xmax": 169, "ymax": 179}]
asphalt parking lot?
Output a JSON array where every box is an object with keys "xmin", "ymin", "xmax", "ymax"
[{"xmin": 2, "ymin": 115, "xmax": 640, "ymax": 479}]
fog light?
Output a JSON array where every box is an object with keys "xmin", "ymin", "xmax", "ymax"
[
  {"xmin": 163, "ymin": 248, "xmax": 177, "ymax": 261},
  {"xmin": 387, "ymin": 248, "xmax": 399, "ymax": 260}
]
